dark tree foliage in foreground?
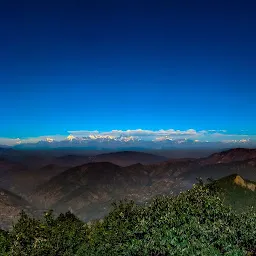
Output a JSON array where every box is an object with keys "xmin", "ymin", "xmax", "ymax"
[{"xmin": 0, "ymin": 182, "xmax": 256, "ymax": 255}]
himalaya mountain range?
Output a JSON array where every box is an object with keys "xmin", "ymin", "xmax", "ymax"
[{"xmin": 3, "ymin": 135, "xmax": 255, "ymax": 150}]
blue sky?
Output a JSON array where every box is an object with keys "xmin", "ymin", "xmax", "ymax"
[{"xmin": 1, "ymin": 0, "xmax": 256, "ymax": 144}]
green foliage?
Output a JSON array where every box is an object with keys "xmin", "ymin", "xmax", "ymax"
[
  {"xmin": 8, "ymin": 210, "xmax": 88, "ymax": 256},
  {"xmin": 1, "ymin": 182, "xmax": 256, "ymax": 255},
  {"xmin": 0, "ymin": 229, "xmax": 11, "ymax": 255}
]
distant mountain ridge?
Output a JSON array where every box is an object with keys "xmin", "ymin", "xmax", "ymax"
[
  {"xmin": 9, "ymin": 136, "xmax": 256, "ymax": 150},
  {"xmin": 200, "ymin": 148, "xmax": 256, "ymax": 165},
  {"xmin": 89, "ymin": 151, "xmax": 168, "ymax": 166},
  {"xmin": 182, "ymin": 148, "xmax": 256, "ymax": 185},
  {"xmin": 52, "ymin": 151, "xmax": 168, "ymax": 167}
]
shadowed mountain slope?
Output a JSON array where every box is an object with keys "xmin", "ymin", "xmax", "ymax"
[
  {"xmin": 0, "ymin": 187, "xmax": 34, "ymax": 230},
  {"xmin": 33, "ymin": 160, "xmax": 199, "ymax": 221}
]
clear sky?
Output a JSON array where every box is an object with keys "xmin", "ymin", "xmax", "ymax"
[{"xmin": 1, "ymin": 0, "xmax": 256, "ymax": 142}]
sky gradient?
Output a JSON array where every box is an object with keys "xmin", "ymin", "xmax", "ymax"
[{"xmin": 1, "ymin": 0, "xmax": 256, "ymax": 143}]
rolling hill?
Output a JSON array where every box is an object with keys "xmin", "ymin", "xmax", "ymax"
[
  {"xmin": 208, "ymin": 174, "xmax": 256, "ymax": 212},
  {"xmin": 33, "ymin": 160, "xmax": 192, "ymax": 221}
]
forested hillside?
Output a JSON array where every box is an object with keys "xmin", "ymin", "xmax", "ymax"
[{"xmin": 1, "ymin": 178, "xmax": 256, "ymax": 256}]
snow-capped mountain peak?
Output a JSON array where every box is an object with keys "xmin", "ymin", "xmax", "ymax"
[
  {"xmin": 67, "ymin": 135, "xmax": 76, "ymax": 141},
  {"xmin": 46, "ymin": 138, "xmax": 54, "ymax": 143}
]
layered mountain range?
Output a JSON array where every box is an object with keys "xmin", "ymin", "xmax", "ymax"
[{"xmin": 1, "ymin": 147, "xmax": 256, "ymax": 229}]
